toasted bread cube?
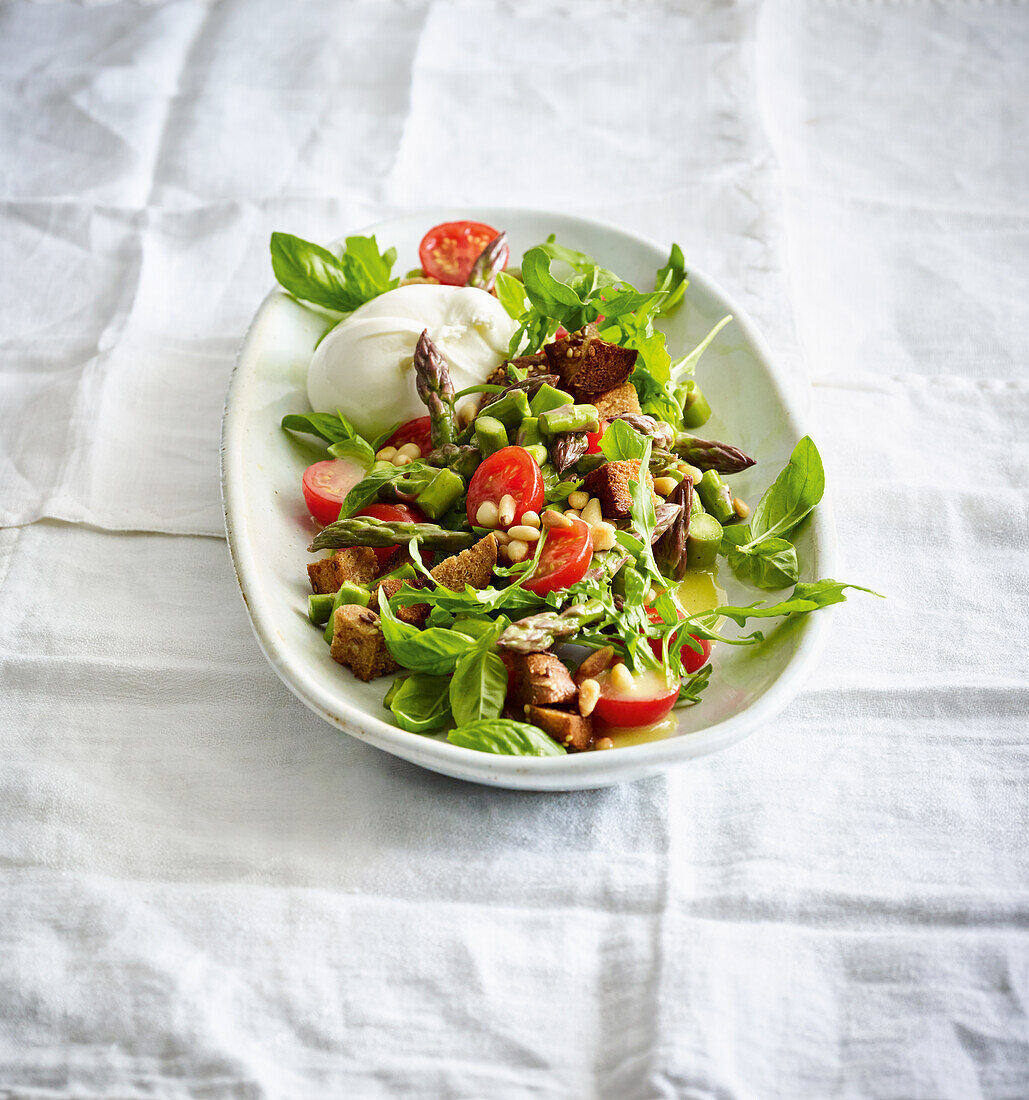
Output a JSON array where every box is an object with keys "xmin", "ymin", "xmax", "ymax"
[
  {"xmin": 370, "ymin": 577, "xmax": 429, "ymax": 626},
  {"xmin": 591, "ymin": 382, "xmax": 641, "ymax": 419},
  {"xmin": 307, "ymin": 546, "xmax": 379, "ymax": 594},
  {"xmin": 582, "ymin": 459, "xmax": 654, "ymax": 520},
  {"xmin": 544, "ymin": 329, "xmax": 637, "ymax": 396},
  {"xmin": 431, "ymin": 534, "xmax": 498, "ymax": 591},
  {"xmin": 509, "ymin": 651, "xmax": 578, "ymax": 708},
  {"xmin": 526, "ymin": 705, "xmax": 593, "ymax": 753},
  {"xmin": 329, "ymin": 605, "xmax": 399, "ymax": 681}
]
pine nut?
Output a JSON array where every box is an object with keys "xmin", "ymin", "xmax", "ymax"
[
  {"xmin": 476, "ymin": 500, "xmax": 499, "ymax": 528},
  {"xmin": 733, "ymin": 497, "xmax": 751, "ymax": 520},
  {"xmin": 541, "ymin": 509, "xmax": 573, "ymax": 529},
  {"xmin": 609, "ymin": 662, "xmax": 634, "ymax": 693},
  {"xmin": 520, "ymin": 511, "xmax": 541, "ymax": 529},
  {"xmin": 594, "ymin": 737, "xmax": 615, "ymax": 751},
  {"xmin": 590, "ymin": 522, "xmax": 616, "ymax": 551},
  {"xmin": 564, "ymin": 508, "xmax": 581, "ymax": 521},
  {"xmin": 395, "ymin": 453, "xmax": 413, "ymax": 466},
  {"xmin": 375, "ymin": 446, "xmax": 398, "ymax": 462},
  {"xmin": 680, "ymin": 463, "xmax": 703, "ymax": 483},
  {"xmin": 580, "ymin": 496, "xmax": 603, "ymax": 526},
  {"xmin": 578, "ymin": 678, "xmax": 601, "ymax": 716},
  {"xmin": 508, "ymin": 525, "xmax": 540, "ymax": 542},
  {"xmin": 653, "ymin": 476, "xmax": 678, "ymax": 496},
  {"xmin": 498, "ymin": 543, "xmax": 511, "ymax": 562},
  {"xmin": 396, "ymin": 442, "xmax": 422, "ymax": 460},
  {"xmin": 567, "ymin": 490, "xmax": 589, "ymax": 510},
  {"xmin": 507, "ymin": 539, "xmax": 529, "ymax": 563},
  {"xmin": 493, "ymin": 530, "xmax": 510, "ymax": 546},
  {"xmin": 457, "ymin": 404, "xmax": 476, "ymax": 429},
  {"xmin": 498, "ymin": 494, "xmax": 516, "ymax": 527}
]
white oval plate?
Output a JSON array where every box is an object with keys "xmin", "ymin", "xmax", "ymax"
[{"xmin": 222, "ymin": 208, "xmax": 836, "ymax": 790}]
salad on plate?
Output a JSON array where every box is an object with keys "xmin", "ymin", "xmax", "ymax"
[{"xmin": 270, "ymin": 219, "xmax": 873, "ymax": 758}]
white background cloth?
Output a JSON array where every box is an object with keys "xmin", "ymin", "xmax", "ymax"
[{"xmin": 1, "ymin": 1, "xmax": 1027, "ymax": 1096}]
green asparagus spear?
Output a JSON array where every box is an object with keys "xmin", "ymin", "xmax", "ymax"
[
  {"xmin": 550, "ymin": 432, "xmax": 588, "ymax": 474},
  {"xmin": 310, "ymin": 517, "xmax": 476, "ymax": 553},
  {"xmin": 414, "ymin": 329, "xmax": 457, "ymax": 448},
  {"xmin": 466, "ymin": 232, "xmax": 508, "ymax": 292},
  {"xmin": 426, "ymin": 443, "xmax": 481, "ymax": 479},
  {"xmin": 538, "ymin": 404, "xmax": 600, "ymax": 437},
  {"xmin": 680, "ymin": 381, "xmax": 712, "ymax": 428},
  {"xmin": 474, "ymin": 415, "xmax": 509, "ymax": 458},
  {"xmin": 695, "ymin": 469, "xmax": 736, "ymax": 524},
  {"xmin": 673, "ymin": 432, "xmax": 755, "ymax": 474},
  {"xmin": 497, "ymin": 600, "xmax": 607, "ymax": 654}
]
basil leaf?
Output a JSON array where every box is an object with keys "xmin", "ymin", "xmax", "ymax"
[
  {"xmin": 599, "ymin": 418, "xmax": 648, "ymax": 462},
  {"xmin": 450, "ymin": 647, "xmax": 508, "ymax": 726},
  {"xmin": 327, "ymin": 438, "xmax": 374, "ymax": 468},
  {"xmin": 714, "ymin": 580, "xmax": 882, "ymax": 627},
  {"xmin": 750, "ymin": 436, "xmax": 825, "ymax": 542},
  {"xmin": 281, "ymin": 410, "xmax": 364, "ymax": 447},
  {"xmin": 338, "ymin": 459, "xmax": 434, "ymax": 519},
  {"xmin": 655, "ymin": 243, "xmax": 688, "ymax": 314},
  {"xmin": 728, "ymin": 537, "xmax": 799, "ymax": 590},
  {"xmin": 270, "ymin": 232, "xmax": 398, "ymax": 313},
  {"xmin": 447, "ymin": 719, "xmax": 566, "ymax": 757},
  {"xmin": 495, "ymin": 271, "xmax": 529, "ymax": 321},
  {"xmin": 377, "ymin": 590, "xmax": 476, "ymax": 675},
  {"xmin": 389, "ymin": 674, "xmax": 453, "ymax": 733}
]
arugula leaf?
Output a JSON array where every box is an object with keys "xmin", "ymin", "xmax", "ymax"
[
  {"xmin": 669, "ymin": 315, "xmax": 733, "ymax": 382},
  {"xmin": 713, "ymin": 580, "xmax": 882, "ymax": 627},
  {"xmin": 450, "ymin": 646, "xmax": 508, "ymax": 726},
  {"xmin": 541, "ymin": 466, "xmax": 583, "ymax": 505},
  {"xmin": 520, "ymin": 247, "xmax": 588, "ymax": 329},
  {"xmin": 270, "ymin": 232, "xmax": 398, "ymax": 313},
  {"xmin": 675, "ymin": 663, "xmax": 711, "ymax": 707},
  {"xmin": 654, "ymin": 243, "xmax": 688, "ymax": 314},
  {"xmin": 599, "ymin": 418, "xmax": 648, "ymax": 462},
  {"xmin": 377, "ymin": 590, "xmax": 476, "ymax": 675},
  {"xmin": 447, "ymin": 719, "xmax": 566, "ymax": 757},
  {"xmin": 389, "ymin": 674, "xmax": 453, "ymax": 733}
]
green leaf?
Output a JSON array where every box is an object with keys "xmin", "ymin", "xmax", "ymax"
[
  {"xmin": 281, "ymin": 410, "xmax": 363, "ymax": 447},
  {"xmin": 749, "ymin": 436, "xmax": 825, "ymax": 543},
  {"xmin": 728, "ymin": 537, "xmax": 799, "ymax": 590},
  {"xmin": 520, "ymin": 247, "xmax": 586, "ymax": 328},
  {"xmin": 337, "ymin": 459, "xmax": 434, "ymax": 519},
  {"xmin": 450, "ymin": 647, "xmax": 508, "ymax": 726},
  {"xmin": 389, "ymin": 674, "xmax": 453, "ymax": 733},
  {"xmin": 327, "ymin": 438, "xmax": 374, "ymax": 468},
  {"xmin": 599, "ymin": 418, "xmax": 648, "ymax": 462},
  {"xmin": 714, "ymin": 580, "xmax": 882, "ymax": 627},
  {"xmin": 377, "ymin": 590, "xmax": 476, "ymax": 675},
  {"xmin": 654, "ymin": 243, "xmax": 688, "ymax": 314},
  {"xmin": 675, "ymin": 663, "xmax": 711, "ymax": 707},
  {"xmin": 495, "ymin": 271, "xmax": 529, "ymax": 321},
  {"xmin": 669, "ymin": 315, "xmax": 733, "ymax": 383},
  {"xmin": 270, "ymin": 232, "xmax": 397, "ymax": 313},
  {"xmin": 447, "ymin": 719, "xmax": 566, "ymax": 757}
]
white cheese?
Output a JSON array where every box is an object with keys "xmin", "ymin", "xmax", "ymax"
[{"xmin": 306, "ymin": 284, "xmax": 519, "ymax": 440}]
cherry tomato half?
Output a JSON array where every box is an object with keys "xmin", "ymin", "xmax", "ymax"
[
  {"xmin": 385, "ymin": 416, "xmax": 432, "ymax": 456},
  {"xmin": 466, "ymin": 445, "xmax": 544, "ymax": 529},
  {"xmin": 418, "ymin": 221, "xmax": 507, "ymax": 286},
  {"xmin": 521, "ymin": 515, "xmax": 594, "ymax": 596},
  {"xmin": 585, "ymin": 420, "xmax": 609, "ymax": 455},
  {"xmin": 302, "ymin": 458, "xmax": 367, "ymax": 526},
  {"xmin": 645, "ymin": 606, "xmax": 712, "ymax": 674},
  {"xmin": 591, "ymin": 666, "xmax": 680, "ymax": 729},
  {"xmin": 355, "ymin": 502, "xmax": 426, "ymax": 567}
]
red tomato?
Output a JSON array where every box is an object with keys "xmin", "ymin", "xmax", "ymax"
[
  {"xmin": 355, "ymin": 502, "xmax": 426, "ymax": 567},
  {"xmin": 645, "ymin": 606, "xmax": 712, "ymax": 673},
  {"xmin": 585, "ymin": 420, "xmax": 609, "ymax": 455},
  {"xmin": 466, "ymin": 445, "xmax": 544, "ymax": 528},
  {"xmin": 385, "ymin": 416, "xmax": 432, "ymax": 456},
  {"xmin": 418, "ymin": 221, "xmax": 507, "ymax": 286},
  {"xmin": 522, "ymin": 515, "xmax": 594, "ymax": 596},
  {"xmin": 592, "ymin": 667, "xmax": 680, "ymax": 729},
  {"xmin": 302, "ymin": 458, "xmax": 367, "ymax": 526}
]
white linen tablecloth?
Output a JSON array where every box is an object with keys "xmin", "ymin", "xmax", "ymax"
[{"xmin": 1, "ymin": 1, "xmax": 1026, "ymax": 1096}]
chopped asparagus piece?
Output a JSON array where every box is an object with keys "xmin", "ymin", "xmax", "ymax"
[
  {"xmin": 529, "ymin": 383, "xmax": 574, "ymax": 417},
  {"xmin": 685, "ymin": 512, "xmax": 722, "ymax": 568},
  {"xmin": 308, "ymin": 593, "xmax": 335, "ymax": 625},
  {"xmin": 538, "ymin": 404, "xmax": 600, "ymax": 437},
  {"xmin": 480, "ymin": 389, "xmax": 530, "ymax": 430},
  {"xmin": 515, "ymin": 416, "xmax": 542, "ymax": 448},
  {"xmin": 681, "ymin": 381, "xmax": 712, "ymax": 428},
  {"xmin": 322, "ymin": 581, "xmax": 372, "ymax": 643},
  {"xmin": 696, "ymin": 469, "xmax": 736, "ymax": 524},
  {"xmin": 474, "ymin": 415, "xmax": 509, "ymax": 458},
  {"xmin": 415, "ymin": 468, "xmax": 466, "ymax": 519}
]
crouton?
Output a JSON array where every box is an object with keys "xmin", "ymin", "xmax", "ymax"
[
  {"xmin": 590, "ymin": 381, "xmax": 641, "ymax": 419},
  {"xmin": 526, "ymin": 705, "xmax": 594, "ymax": 753},
  {"xmin": 307, "ymin": 546, "xmax": 379, "ymax": 594},
  {"xmin": 329, "ymin": 605, "xmax": 399, "ymax": 681},
  {"xmin": 582, "ymin": 459, "xmax": 654, "ymax": 520},
  {"xmin": 508, "ymin": 651, "xmax": 578, "ymax": 708},
  {"xmin": 544, "ymin": 328, "xmax": 637, "ymax": 396},
  {"xmin": 485, "ymin": 352, "xmax": 550, "ymax": 388},
  {"xmin": 369, "ymin": 577, "xmax": 429, "ymax": 627},
  {"xmin": 431, "ymin": 534, "xmax": 498, "ymax": 591}
]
